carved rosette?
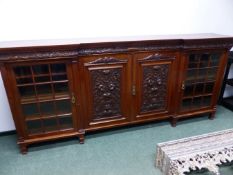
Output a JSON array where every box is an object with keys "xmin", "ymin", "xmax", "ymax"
[
  {"xmin": 141, "ymin": 64, "xmax": 169, "ymax": 112},
  {"xmin": 90, "ymin": 68, "xmax": 122, "ymax": 120}
]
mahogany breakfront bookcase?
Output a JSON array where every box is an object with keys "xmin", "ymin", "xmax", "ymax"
[{"xmin": 0, "ymin": 34, "xmax": 233, "ymax": 154}]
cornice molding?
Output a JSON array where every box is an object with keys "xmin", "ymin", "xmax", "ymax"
[
  {"xmin": 0, "ymin": 50, "xmax": 79, "ymax": 61},
  {"xmin": 0, "ymin": 39, "xmax": 232, "ymax": 62}
]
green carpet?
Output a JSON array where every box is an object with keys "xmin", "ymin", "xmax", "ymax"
[{"xmin": 0, "ymin": 106, "xmax": 233, "ymax": 175}]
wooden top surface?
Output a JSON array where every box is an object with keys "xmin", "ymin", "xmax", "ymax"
[{"xmin": 0, "ymin": 33, "xmax": 232, "ymax": 49}]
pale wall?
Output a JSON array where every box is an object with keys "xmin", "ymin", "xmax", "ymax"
[{"xmin": 0, "ymin": 0, "xmax": 233, "ymax": 132}]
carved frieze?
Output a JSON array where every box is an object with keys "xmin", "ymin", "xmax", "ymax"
[
  {"xmin": 78, "ymin": 42, "xmax": 233, "ymax": 56},
  {"xmin": 78, "ymin": 45, "xmax": 181, "ymax": 56},
  {"xmin": 141, "ymin": 64, "xmax": 169, "ymax": 112},
  {"xmin": 90, "ymin": 68, "xmax": 122, "ymax": 120},
  {"xmin": 0, "ymin": 50, "xmax": 79, "ymax": 61}
]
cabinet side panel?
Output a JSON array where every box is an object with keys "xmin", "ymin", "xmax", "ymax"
[
  {"xmin": 212, "ymin": 51, "xmax": 229, "ymax": 107},
  {"xmin": 0, "ymin": 64, "xmax": 26, "ymax": 138}
]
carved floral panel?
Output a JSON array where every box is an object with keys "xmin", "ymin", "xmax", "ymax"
[
  {"xmin": 90, "ymin": 68, "xmax": 122, "ymax": 120},
  {"xmin": 141, "ymin": 64, "xmax": 169, "ymax": 112}
]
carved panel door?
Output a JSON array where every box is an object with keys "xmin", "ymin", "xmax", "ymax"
[
  {"xmin": 132, "ymin": 52, "xmax": 178, "ymax": 121},
  {"xmin": 80, "ymin": 54, "xmax": 132, "ymax": 130}
]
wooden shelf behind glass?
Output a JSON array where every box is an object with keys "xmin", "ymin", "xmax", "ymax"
[
  {"xmin": 20, "ymin": 92, "xmax": 70, "ymax": 104},
  {"xmin": 25, "ymin": 112, "xmax": 72, "ymax": 121}
]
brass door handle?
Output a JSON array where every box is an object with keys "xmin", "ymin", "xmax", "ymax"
[
  {"xmin": 182, "ymin": 81, "xmax": 185, "ymax": 90},
  {"xmin": 71, "ymin": 93, "xmax": 76, "ymax": 104},
  {"xmin": 132, "ymin": 85, "xmax": 136, "ymax": 96}
]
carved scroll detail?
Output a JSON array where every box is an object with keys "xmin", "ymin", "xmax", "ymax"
[
  {"xmin": 87, "ymin": 57, "xmax": 126, "ymax": 65},
  {"xmin": 141, "ymin": 64, "xmax": 169, "ymax": 112},
  {"xmin": 90, "ymin": 68, "xmax": 122, "ymax": 120},
  {"xmin": 143, "ymin": 54, "xmax": 174, "ymax": 61}
]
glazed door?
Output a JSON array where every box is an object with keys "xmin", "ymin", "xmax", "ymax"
[
  {"xmin": 80, "ymin": 54, "xmax": 132, "ymax": 129},
  {"xmin": 10, "ymin": 60, "xmax": 80, "ymax": 138},
  {"xmin": 179, "ymin": 51, "xmax": 225, "ymax": 113},
  {"xmin": 132, "ymin": 52, "xmax": 178, "ymax": 120}
]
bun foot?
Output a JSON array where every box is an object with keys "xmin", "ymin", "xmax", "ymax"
[
  {"xmin": 208, "ymin": 112, "xmax": 216, "ymax": 120},
  {"xmin": 171, "ymin": 118, "xmax": 178, "ymax": 127},
  {"xmin": 19, "ymin": 144, "xmax": 28, "ymax": 154},
  {"xmin": 79, "ymin": 135, "xmax": 85, "ymax": 144}
]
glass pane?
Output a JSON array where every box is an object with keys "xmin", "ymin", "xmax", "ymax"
[
  {"xmin": 36, "ymin": 84, "xmax": 52, "ymax": 96},
  {"xmin": 200, "ymin": 53, "xmax": 210, "ymax": 61},
  {"xmin": 193, "ymin": 97, "xmax": 202, "ymax": 108},
  {"xmin": 197, "ymin": 69, "xmax": 207, "ymax": 82},
  {"xmin": 54, "ymin": 83, "xmax": 69, "ymax": 94},
  {"xmin": 203, "ymin": 96, "xmax": 212, "ymax": 106},
  {"xmin": 52, "ymin": 74, "xmax": 67, "ymax": 81},
  {"xmin": 188, "ymin": 62, "xmax": 198, "ymax": 69},
  {"xmin": 184, "ymin": 84, "xmax": 194, "ymax": 97},
  {"xmin": 14, "ymin": 66, "xmax": 31, "ymax": 77},
  {"xmin": 27, "ymin": 120, "xmax": 42, "ymax": 135},
  {"xmin": 207, "ymin": 68, "xmax": 218, "ymax": 80},
  {"xmin": 22, "ymin": 103, "xmax": 39, "ymax": 118},
  {"xmin": 186, "ymin": 69, "xmax": 197, "ymax": 81},
  {"xmin": 32, "ymin": 65, "xmax": 49, "ymax": 75},
  {"xmin": 195, "ymin": 83, "xmax": 204, "ymax": 95},
  {"xmin": 40, "ymin": 102, "xmax": 55, "ymax": 116},
  {"xmin": 210, "ymin": 53, "xmax": 221, "ymax": 66},
  {"xmin": 35, "ymin": 76, "xmax": 50, "ymax": 83},
  {"xmin": 182, "ymin": 98, "xmax": 192, "ymax": 111},
  {"xmin": 51, "ymin": 64, "xmax": 66, "ymax": 73},
  {"xmin": 189, "ymin": 54, "xmax": 199, "ymax": 62},
  {"xmin": 16, "ymin": 77, "xmax": 33, "ymax": 84},
  {"xmin": 43, "ymin": 118, "xmax": 58, "ymax": 132},
  {"xmin": 18, "ymin": 86, "xmax": 35, "ymax": 98},
  {"xmin": 56, "ymin": 100, "xmax": 71, "ymax": 114},
  {"xmin": 59, "ymin": 116, "xmax": 73, "ymax": 130},
  {"xmin": 200, "ymin": 61, "xmax": 209, "ymax": 67},
  {"xmin": 205, "ymin": 82, "xmax": 215, "ymax": 94}
]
